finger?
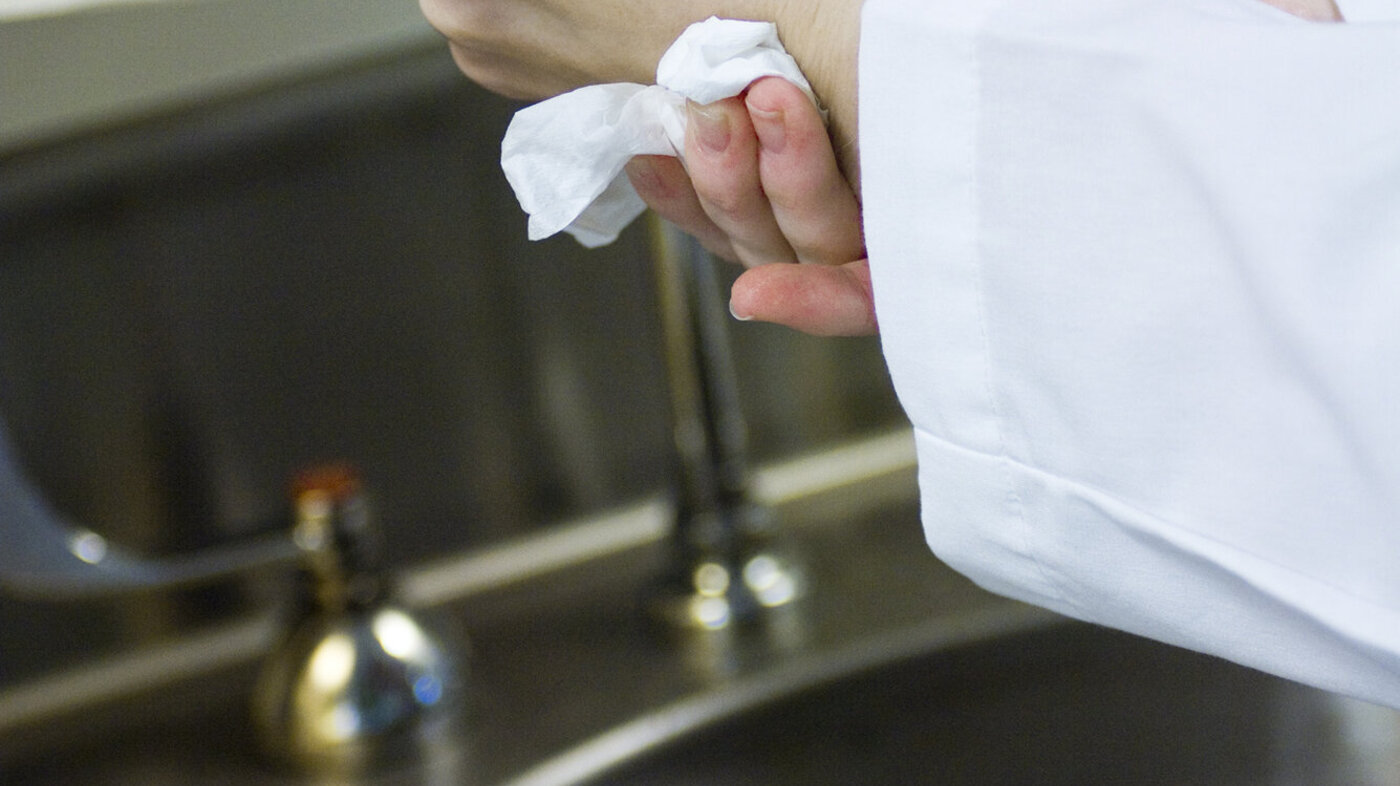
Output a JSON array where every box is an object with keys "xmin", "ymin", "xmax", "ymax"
[
  {"xmin": 729, "ymin": 258, "xmax": 877, "ymax": 337},
  {"xmin": 745, "ymin": 78, "xmax": 865, "ymax": 266},
  {"xmin": 684, "ymin": 98, "xmax": 796, "ymax": 268},
  {"xmin": 625, "ymin": 155, "xmax": 738, "ymax": 261}
]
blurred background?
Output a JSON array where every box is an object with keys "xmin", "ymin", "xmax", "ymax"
[{"xmin": 0, "ymin": 0, "xmax": 903, "ymax": 691}]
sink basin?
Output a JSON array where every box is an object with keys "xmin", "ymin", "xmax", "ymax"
[
  {"xmin": 519, "ymin": 620, "xmax": 1400, "ymax": 786},
  {"xmin": 6, "ymin": 469, "xmax": 1397, "ymax": 786}
]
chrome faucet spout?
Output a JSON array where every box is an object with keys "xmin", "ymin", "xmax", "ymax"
[
  {"xmin": 0, "ymin": 417, "xmax": 299, "ymax": 597},
  {"xmin": 647, "ymin": 219, "xmax": 806, "ymax": 633}
]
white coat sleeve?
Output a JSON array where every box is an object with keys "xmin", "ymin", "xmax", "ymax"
[
  {"xmin": 858, "ymin": 0, "xmax": 1400, "ymax": 707},
  {"xmin": 1336, "ymin": 0, "xmax": 1400, "ymax": 22}
]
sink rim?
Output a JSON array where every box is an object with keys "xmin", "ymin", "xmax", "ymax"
[{"xmin": 499, "ymin": 603, "xmax": 1064, "ymax": 786}]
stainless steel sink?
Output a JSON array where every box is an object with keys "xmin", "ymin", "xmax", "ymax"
[
  {"xmin": 551, "ymin": 623, "xmax": 1399, "ymax": 786},
  {"xmin": 494, "ymin": 474, "xmax": 1400, "ymax": 786},
  {"xmin": 4, "ymin": 440, "xmax": 1399, "ymax": 785}
]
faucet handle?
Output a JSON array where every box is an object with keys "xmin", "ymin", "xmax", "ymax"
[
  {"xmin": 289, "ymin": 463, "xmax": 384, "ymax": 612},
  {"xmin": 252, "ymin": 464, "xmax": 462, "ymax": 773}
]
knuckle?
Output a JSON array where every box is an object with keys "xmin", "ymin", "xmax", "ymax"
[
  {"xmin": 763, "ymin": 186, "xmax": 808, "ymax": 216},
  {"xmin": 696, "ymin": 187, "xmax": 753, "ymax": 225}
]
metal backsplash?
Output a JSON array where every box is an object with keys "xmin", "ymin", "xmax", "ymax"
[{"xmin": 0, "ymin": 44, "xmax": 904, "ymax": 686}]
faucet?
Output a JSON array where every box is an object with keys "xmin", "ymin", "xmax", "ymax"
[
  {"xmin": 0, "ymin": 437, "xmax": 461, "ymax": 773},
  {"xmin": 645, "ymin": 219, "xmax": 807, "ymax": 633},
  {"xmin": 0, "ymin": 417, "xmax": 300, "ymax": 595},
  {"xmin": 250, "ymin": 464, "xmax": 460, "ymax": 772},
  {"xmin": 0, "ymin": 217, "xmax": 799, "ymax": 770}
]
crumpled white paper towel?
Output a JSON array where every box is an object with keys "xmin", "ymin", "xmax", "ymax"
[{"xmin": 500, "ymin": 17, "xmax": 818, "ymax": 247}]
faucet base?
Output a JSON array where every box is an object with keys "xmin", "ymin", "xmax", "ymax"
[{"xmin": 645, "ymin": 538, "xmax": 807, "ymax": 634}]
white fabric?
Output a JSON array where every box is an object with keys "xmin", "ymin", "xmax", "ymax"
[
  {"xmin": 1336, "ymin": 0, "xmax": 1400, "ymax": 22},
  {"xmin": 859, "ymin": 0, "xmax": 1400, "ymax": 707},
  {"xmin": 499, "ymin": 17, "xmax": 816, "ymax": 247}
]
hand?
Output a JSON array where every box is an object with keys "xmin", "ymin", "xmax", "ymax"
[
  {"xmin": 419, "ymin": 0, "xmax": 862, "ymax": 176},
  {"xmin": 626, "ymin": 77, "xmax": 875, "ymax": 337},
  {"xmin": 419, "ymin": 0, "xmax": 682, "ymax": 99}
]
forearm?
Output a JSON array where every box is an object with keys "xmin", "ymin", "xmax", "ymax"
[{"xmin": 421, "ymin": 0, "xmax": 863, "ymax": 176}]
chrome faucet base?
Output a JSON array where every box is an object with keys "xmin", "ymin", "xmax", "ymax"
[
  {"xmin": 646, "ymin": 220, "xmax": 813, "ymax": 644},
  {"xmin": 250, "ymin": 604, "xmax": 461, "ymax": 774},
  {"xmin": 646, "ymin": 537, "xmax": 807, "ymax": 634},
  {"xmin": 249, "ymin": 465, "xmax": 465, "ymax": 775}
]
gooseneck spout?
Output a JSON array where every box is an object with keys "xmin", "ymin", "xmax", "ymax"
[
  {"xmin": 647, "ymin": 220, "xmax": 806, "ymax": 632},
  {"xmin": 0, "ymin": 418, "xmax": 297, "ymax": 597}
]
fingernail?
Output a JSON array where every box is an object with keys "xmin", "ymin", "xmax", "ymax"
[
  {"xmin": 729, "ymin": 299, "xmax": 753, "ymax": 322},
  {"xmin": 749, "ymin": 105, "xmax": 786, "ymax": 155},
  {"xmin": 687, "ymin": 100, "xmax": 730, "ymax": 154}
]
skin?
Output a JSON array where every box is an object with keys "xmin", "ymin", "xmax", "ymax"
[
  {"xmin": 626, "ymin": 78, "xmax": 876, "ymax": 336},
  {"xmin": 417, "ymin": 0, "xmax": 861, "ymax": 166},
  {"xmin": 421, "ymin": 0, "xmax": 1342, "ymax": 337},
  {"xmin": 1260, "ymin": 0, "xmax": 1342, "ymax": 20}
]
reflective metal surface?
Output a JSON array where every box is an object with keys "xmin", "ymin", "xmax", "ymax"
[
  {"xmin": 251, "ymin": 604, "xmax": 459, "ymax": 773},
  {"xmin": 6, "ymin": 454, "xmax": 1398, "ymax": 785},
  {"xmin": 250, "ymin": 466, "xmax": 462, "ymax": 773},
  {"xmin": 0, "ymin": 409, "xmax": 299, "ymax": 595},
  {"xmin": 570, "ymin": 625, "xmax": 1400, "ymax": 786},
  {"xmin": 646, "ymin": 222, "xmax": 806, "ymax": 632},
  {"xmin": 0, "ymin": 41, "xmax": 902, "ymax": 684}
]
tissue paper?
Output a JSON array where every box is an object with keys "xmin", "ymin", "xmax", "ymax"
[{"xmin": 499, "ymin": 17, "xmax": 817, "ymax": 248}]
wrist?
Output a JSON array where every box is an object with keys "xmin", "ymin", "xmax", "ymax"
[
  {"xmin": 786, "ymin": 2, "xmax": 862, "ymax": 186},
  {"xmin": 714, "ymin": 0, "xmax": 863, "ymax": 183},
  {"xmin": 631, "ymin": 3, "xmax": 863, "ymax": 183}
]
